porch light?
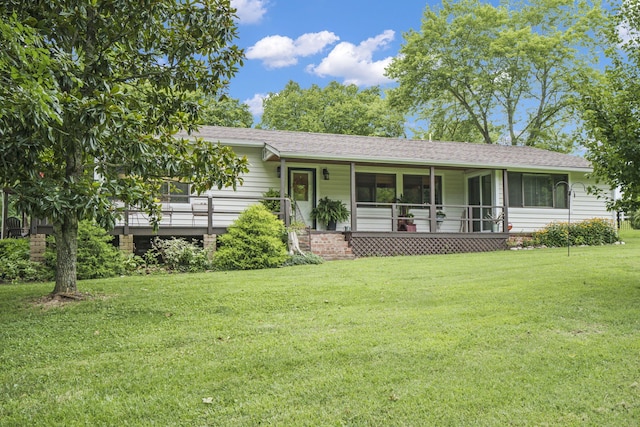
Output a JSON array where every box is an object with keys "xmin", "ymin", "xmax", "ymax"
[
  {"xmin": 276, "ymin": 166, "xmax": 281, "ymax": 178},
  {"xmin": 322, "ymin": 168, "xmax": 330, "ymax": 180}
]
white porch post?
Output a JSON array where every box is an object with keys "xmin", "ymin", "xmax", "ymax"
[
  {"xmin": 429, "ymin": 166, "xmax": 436, "ymax": 232},
  {"xmin": 280, "ymin": 158, "xmax": 289, "ymax": 226},
  {"xmin": 502, "ymin": 169, "xmax": 510, "ymax": 232},
  {"xmin": 350, "ymin": 162, "xmax": 357, "ymax": 232}
]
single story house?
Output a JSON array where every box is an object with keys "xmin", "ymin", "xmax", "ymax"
[{"xmin": 18, "ymin": 126, "xmax": 615, "ymax": 259}]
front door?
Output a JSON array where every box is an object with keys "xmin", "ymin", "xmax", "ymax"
[
  {"xmin": 289, "ymin": 168, "xmax": 316, "ymax": 228},
  {"xmin": 468, "ymin": 174, "xmax": 492, "ymax": 232}
]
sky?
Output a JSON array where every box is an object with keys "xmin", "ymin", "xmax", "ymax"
[{"xmin": 228, "ymin": 0, "xmax": 428, "ymax": 121}]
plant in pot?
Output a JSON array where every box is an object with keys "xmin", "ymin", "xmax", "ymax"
[
  {"xmin": 484, "ymin": 212, "xmax": 503, "ymax": 232},
  {"xmin": 395, "ymin": 194, "xmax": 415, "ymax": 231},
  {"xmin": 436, "ymin": 210, "xmax": 446, "ymax": 230},
  {"xmin": 311, "ymin": 197, "xmax": 350, "ymax": 231}
]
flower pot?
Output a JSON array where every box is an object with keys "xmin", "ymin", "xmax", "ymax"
[
  {"xmin": 406, "ymin": 224, "xmax": 417, "ymax": 232},
  {"xmin": 327, "ymin": 220, "xmax": 337, "ymax": 231}
]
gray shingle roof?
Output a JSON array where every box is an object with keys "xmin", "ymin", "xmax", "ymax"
[{"xmin": 189, "ymin": 126, "xmax": 590, "ymax": 171}]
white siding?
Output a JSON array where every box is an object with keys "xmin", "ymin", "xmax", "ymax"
[
  {"xmin": 506, "ymin": 171, "xmax": 615, "ymax": 233},
  {"xmin": 142, "ymin": 144, "xmax": 613, "ymax": 234}
]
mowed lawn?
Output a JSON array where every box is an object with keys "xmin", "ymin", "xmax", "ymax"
[{"xmin": 1, "ymin": 232, "xmax": 640, "ymax": 426}]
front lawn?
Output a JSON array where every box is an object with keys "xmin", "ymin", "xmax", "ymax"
[{"xmin": 1, "ymin": 231, "xmax": 639, "ymax": 426}]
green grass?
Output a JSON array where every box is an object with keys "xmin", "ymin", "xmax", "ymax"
[{"xmin": 2, "ymin": 231, "xmax": 640, "ymax": 426}]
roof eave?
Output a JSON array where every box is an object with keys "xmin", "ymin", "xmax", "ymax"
[{"xmin": 276, "ymin": 152, "xmax": 592, "ymax": 173}]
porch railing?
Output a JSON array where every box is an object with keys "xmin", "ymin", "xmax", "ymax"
[{"xmin": 354, "ymin": 202, "xmax": 508, "ymax": 233}]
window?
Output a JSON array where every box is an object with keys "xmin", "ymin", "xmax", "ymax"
[
  {"xmin": 160, "ymin": 180, "xmax": 190, "ymax": 204},
  {"xmin": 402, "ymin": 175, "xmax": 442, "ymax": 205},
  {"xmin": 508, "ymin": 172, "xmax": 567, "ymax": 208},
  {"xmin": 356, "ymin": 173, "xmax": 396, "ymax": 204}
]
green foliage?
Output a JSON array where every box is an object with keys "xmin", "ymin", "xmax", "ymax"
[
  {"xmin": 387, "ymin": 0, "xmax": 607, "ymax": 151},
  {"xmin": 310, "ymin": 197, "xmax": 350, "ymax": 226},
  {"xmin": 0, "ymin": 238, "xmax": 51, "ymax": 283},
  {"xmin": 258, "ymin": 80, "xmax": 405, "ymax": 137},
  {"xmin": 0, "ymin": 1, "xmax": 247, "ymax": 294},
  {"xmin": 260, "ymin": 188, "xmax": 283, "ymax": 214},
  {"xmin": 280, "ymin": 252, "xmax": 325, "ymax": 267},
  {"xmin": 533, "ymin": 218, "xmax": 618, "ymax": 247},
  {"xmin": 45, "ymin": 221, "xmax": 125, "ymax": 280},
  {"xmin": 577, "ymin": 2, "xmax": 640, "ymax": 213},
  {"xmin": 145, "ymin": 237, "xmax": 212, "ymax": 273},
  {"xmin": 214, "ymin": 204, "xmax": 288, "ymax": 270},
  {"xmin": 197, "ymin": 95, "xmax": 253, "ymax": 128}
]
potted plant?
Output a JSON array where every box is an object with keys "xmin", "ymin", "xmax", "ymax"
[
  {"xmin": 311, "ymin": 197, "xmax": 350, "ymax": 231},
  {"xmin": 485, "ymin": 212, "xmax": 503, "ymax": 232},
  {"xmin": 395, "ymin": 194, "xmax": 415, "ymax": 231},
  {"xmin": 436, "ymin": 210, "xmax": 446, "ymax": 230}
]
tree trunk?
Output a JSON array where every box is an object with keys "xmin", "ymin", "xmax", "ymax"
[{"xmin": 52, "ymin": 215, "xmax": 79, "ymax": 295}]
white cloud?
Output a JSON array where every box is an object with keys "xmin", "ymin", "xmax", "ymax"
[
  {"xmin": 231, "ymin": 0, "xmax": 268, "ymax": 25},
  {"xmin": 246, "ymin": 31, "xmax": 339, "ymax": 68},
  {"xmin": 244, "ymin": 93, "xmax": 267, "ymax": 116},
  {"xmin": 307, "ymin": 30, "xmax": 395, "ymax": 86},
  {"xmin": 618, "ymin": 22, "xmax": 640, "ymax": 45}
]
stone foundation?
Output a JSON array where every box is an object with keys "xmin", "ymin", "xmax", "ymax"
[
  {"xmin": 29, "ymin": 234, "xmax": 46, "ymax": 262},
  {"xmin": 119, "ymin": 234, "xmax": 134, "ymax": 255}
]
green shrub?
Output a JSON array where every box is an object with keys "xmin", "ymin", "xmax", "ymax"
[
  {"xmin": 0, "ymin": 238, "xmax": 51, "ymax": 283},
  {"xmin": 533, "ymin": 218, "xmax": 618, "ymax": 247},
  {"xmin": 281, "ymin": 252, "xmax": 325, "ymax": 267},
  {"xmin": 45, "ymin": 221, "xmax": 125, "ymax": 280},
  {"xmin": 214, "ymin": 204, "xmax": 288, "ymax": 270},
  {"xmin": 0, "ymin": 237, "xmax": 30, "ymax": 260},
  {"xmin": 145, "ymin": 237, "xmax": 212, "ymax": 272},
  {"xmin": 260, "ymin": 188, "xmax": 282, "ymax": 214}
]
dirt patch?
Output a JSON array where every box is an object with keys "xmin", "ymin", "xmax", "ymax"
[{"xmin": 32, "ymin": 292, "xmax": 94, "ymax": 310}]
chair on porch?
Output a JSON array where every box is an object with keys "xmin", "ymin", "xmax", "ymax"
[
  {"xmin": 459, "ymin": 210, "xmax": 468, "ymax": 233},
  {"xmin": 192, "ymin": 202, "xmax": 212, "ymax": 226},
  {"xmin": 6, "ymin": 217, "xmax": 23, "ymax": 238}
]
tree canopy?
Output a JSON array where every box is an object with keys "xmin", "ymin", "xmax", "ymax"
[
  {"xmin": 258, "ymin": 81, "xmax": 405, "ymax": 137},
  {"xmin": 198, "ymin": 95, "xmax": 253, "ymax": 128},
  {"xmin": 0, "ymin": 1, "xmax": 248, "ymax": 295},
  {"xmin": 578, "ymin": 1, "xmax": 640, "ymax": 212},
  {"xmin": 386, "ymin": 0, "xmax": 607, "ymax": 151}
]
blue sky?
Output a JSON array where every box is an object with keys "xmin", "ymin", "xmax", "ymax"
[{"xmin": 228, "ymin": 0, "xmax": 428, "ymax": 121}]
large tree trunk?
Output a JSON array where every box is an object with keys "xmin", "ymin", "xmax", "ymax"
[{"xmin": 52, "ymin": 215, "xmax": 79, "ymax": 295}]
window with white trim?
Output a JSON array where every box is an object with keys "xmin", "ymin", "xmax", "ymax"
[
  {"xmin": 356, "ymin": 173, "xmax": 396, "ymax": 204},
  {"xmin": 508, "ymin": 173, "xmax": 567, "ymax": 208}
]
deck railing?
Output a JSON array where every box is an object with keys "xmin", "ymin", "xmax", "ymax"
[
  {"xmin": 354, "ymin": 202, "xmax": 508, "ymax": 233},
  {"xmin": 29, "ymin": 195, "xmax": 293, "ymax": 236}
]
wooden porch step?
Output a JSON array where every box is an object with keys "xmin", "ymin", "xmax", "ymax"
[{"xmin": 309, "ymin": 231, "xmax": 355, "ymax": 261}]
